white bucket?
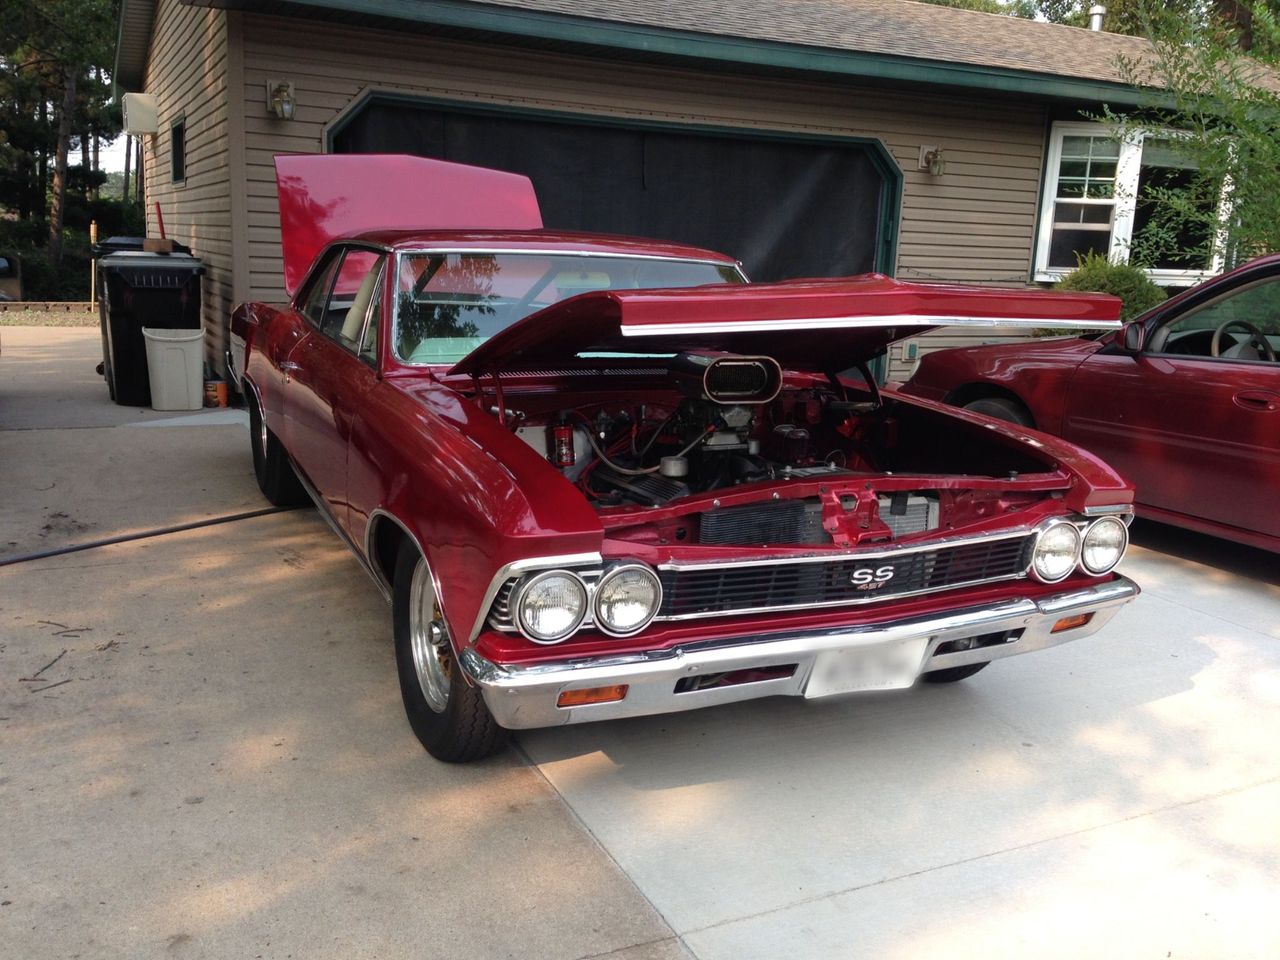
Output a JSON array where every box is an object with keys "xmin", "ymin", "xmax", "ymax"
[{"xmin": 142, "ymin": 327, "xmax": 205, "ymax": 411}]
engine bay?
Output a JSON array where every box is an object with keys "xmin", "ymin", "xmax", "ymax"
[{"xmin": 478, "ymin": 351, "xmax": 1062, "ymax": 547}]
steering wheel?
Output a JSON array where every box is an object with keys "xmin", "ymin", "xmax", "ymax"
[{"xmin": 1210, "ymin": 318, "xmax": 1276, "ymax": 361}]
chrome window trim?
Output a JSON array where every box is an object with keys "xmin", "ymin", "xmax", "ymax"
[{"xmin": 395, "ymin": 248, "xmax": 745, "ymax": 273}]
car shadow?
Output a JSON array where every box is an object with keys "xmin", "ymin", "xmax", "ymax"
[{"xmin": 1128, "ymin": 518, "xmax": 1279, "ymax": 586}]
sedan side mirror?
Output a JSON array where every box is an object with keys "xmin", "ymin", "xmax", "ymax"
[{"xmin": 1119, "ymin": 321, "xmax": 1145, "ymax": 355}]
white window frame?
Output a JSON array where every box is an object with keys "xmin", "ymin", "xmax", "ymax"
[{"xmin": 1034, "ymin": 122, "xmax": 1227, "ymax": 287}]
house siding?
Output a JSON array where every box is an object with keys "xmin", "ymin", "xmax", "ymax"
[
  {"xmin": 140, "ymin": 0, "xmax": 232, "ymax": 372},
  {"xmin": 211, "ymin": 13, "xmax": 1048, "ymax": 378}
]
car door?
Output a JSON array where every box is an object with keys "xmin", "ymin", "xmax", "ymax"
[
  {"xmin": 1063, "ymin": 270, "xmax": 1280, "ymax": 538},
  {"xmin": 285, "ymin": 246, "xmax": 387, "ymax": 528}
]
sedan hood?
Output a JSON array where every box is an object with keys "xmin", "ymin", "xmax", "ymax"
[
  {"xmin": 448, "ymin": 274, "xmax": 1121, "ymax": 376},
  {"xmin": 274, "ymin": 154, "xmax": 543, "ymax": 297}
]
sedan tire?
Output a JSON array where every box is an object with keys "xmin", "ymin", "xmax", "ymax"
[
  {"xmin": 393, "ymin": 542, "xmax": 508, "ymax": 763},
  {"xmin": 247, "ymin": 392, "xmax": 307, "ymax": 506},
  {"xmin": 920, "ymin": 662, "xmax": 989, "ymax": 683},
  {"xmin": 961, "ymin": 396, "xmax": 1034, "ymax": 427}
]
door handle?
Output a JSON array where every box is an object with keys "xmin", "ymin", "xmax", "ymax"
[
  {"xmin": 280, "ymin": 360, "xmax": 300, "ymax": 383},
  {"xmin": 1234, "ymin": 390, "xmax": 1279, "ymax": 412}
]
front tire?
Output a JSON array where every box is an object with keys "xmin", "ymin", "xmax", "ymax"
[
  {"xmin": 920, "ymin": 662, "xmax": 989, "ymax": 684},
  {"xmin": 247, "ymin": 390, "xmax": 307, "ymax": 506},
  {"xmin": 961, "ymin": 396, "xmax": 1033, "ymax": 427},
  {"xmin": 393, "ymin": 542, "xmax": 508, "ymax": 763}
]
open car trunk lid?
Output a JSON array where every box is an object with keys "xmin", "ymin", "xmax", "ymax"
[
  {"xmin": 448, "ymin": 274, "xmax": 1121, "ymax": 376},
  {"xmin": 274, "ymin": 154, "xmax": 543, "ymax": 298}
]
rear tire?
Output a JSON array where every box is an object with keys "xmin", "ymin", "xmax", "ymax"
[
  {"xmin": 920, "ymin": 662, "xmax": 989, "ymax": 684},
  {"xmin": 393, "ymin": 542, "xmax": 508, "ymax": 763},
  {"xmin": 962, "ymin": 396, "xmax": 1033, "ymax": 427},
  {"xmin": 247, "ymin": 390, "xmax": 307, "ymax": 507}
]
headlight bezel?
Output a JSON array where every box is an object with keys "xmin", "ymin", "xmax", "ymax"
[
  {"xmin": 512, "ymin": 569, "xmax": 589, "ymax": 645},
  {"xmin": 1031, "ymin": 518, "xmax": 1083, "ymax": 583},
  {"xmin": 592, "ymin": 562, "xmax": 663, "ymax": 638},
  {"xmin": 1080, "ymin": 516, "xmax": 1129, "ymax": 575}
]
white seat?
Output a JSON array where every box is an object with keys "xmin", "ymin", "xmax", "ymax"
[{"xmin": 340, "ymin": 265, "xmax": 381, "ymax": 344}]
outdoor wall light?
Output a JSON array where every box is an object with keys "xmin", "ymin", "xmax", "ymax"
[
  {"xmin": 919, "ymin": 145, "xmax": 946, "ymax": 177},
  {"xmin": 267, "ymin": 80, "xmax": 296, "ymax": 121}
]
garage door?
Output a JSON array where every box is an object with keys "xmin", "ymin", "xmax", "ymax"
[{"xmin": 331, "ymin": 99, "xmax": 897, "ymax": 282}]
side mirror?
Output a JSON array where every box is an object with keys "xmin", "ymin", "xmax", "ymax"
[{"xmin": 1119, "ymin": 321, "xmax": 1145, "ymax": 355}]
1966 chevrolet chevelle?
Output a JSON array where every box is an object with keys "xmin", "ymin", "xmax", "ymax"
[{"xmin": 230, "ymin": 155, "xmax": 1139, "ymax": 762}]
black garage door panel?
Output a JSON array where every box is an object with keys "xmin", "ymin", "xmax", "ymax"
[{"xmin": 333, "ymin": 102, "xmax": 886, "ymax": 282}]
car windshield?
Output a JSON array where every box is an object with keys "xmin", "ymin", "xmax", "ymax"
[{"xmin": 392, "ymin": 251, "xmax": 744, "ymax": 364}]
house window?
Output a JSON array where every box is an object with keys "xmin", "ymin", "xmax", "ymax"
[
  {"xmin": 170, "ymin": 119, "xmax": 186, "ymax": 183},
  {"xmin": 1035, "ymin": 122, "xmax": 1224, "ymax": 285}
]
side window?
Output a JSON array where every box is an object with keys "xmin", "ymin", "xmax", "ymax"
[
  {"xmin": 328, "ymin": 249, "xmax": 384, "ymax": 352},
  {"xmin": 298, "ymin": 250, "xmax": 343, "ymax": 328},
  {"xmin": 1154, "ymin": 277, "xmax": 1280, "ymax": 361},
  {"xmin": 359, "ymin": 264, "xmax": 384, "ymax": 367}
]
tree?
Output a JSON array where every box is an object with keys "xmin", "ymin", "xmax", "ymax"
[
  {"xmin": 0, "ymin": 0, "xmax": 120, "ymax": 265},
  {"xmin": 1105, "ymin": 1, "xmax": 1280, "ymax": 266}
]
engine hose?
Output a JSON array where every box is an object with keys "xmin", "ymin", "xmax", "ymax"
[
  {"xmin": 583, "ymin": 424, "xmax": 714, "ymax": 476},
  {"xmin": 0, "ymin": 505, "xmax": 303, "ymax": 568}
]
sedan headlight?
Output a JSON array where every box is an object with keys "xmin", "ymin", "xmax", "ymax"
[
  {"xmin": 514, "ymin": 571, "xmax": 588, "ymax": 644},
  {"xmin": 593, "ymin": 564, "xmax": 662, "ymax": 637},
  {"xmin": 1032, "ymin": 520, "xmax": 1082, "ymax": 583},
  {"xmin": 1080, "ymin": 517, "xmax": 1128, "ymax": 574}
]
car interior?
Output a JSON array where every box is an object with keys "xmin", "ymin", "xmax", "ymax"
[{"xmin": 1149, "ymin": 275, "xmax": 1279, "ymax": 362}]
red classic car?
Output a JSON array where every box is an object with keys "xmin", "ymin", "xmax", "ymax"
[
  {"xmin": 901, "ymin": 254, "xmax": 1280, "ymax": 553},
  {"xmin": 229, "ymin": 155, "xmax": 1140, "ymax": 762}
]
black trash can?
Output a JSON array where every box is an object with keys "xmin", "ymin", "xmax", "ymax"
[{"xmin": 97, "ymin": 251, "xmax": 204, "ymax": 406}]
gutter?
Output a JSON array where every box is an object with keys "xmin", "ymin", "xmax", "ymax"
[{"xmin": 189, "ymin": 0, "xmax": 1166, "ymax": 107}]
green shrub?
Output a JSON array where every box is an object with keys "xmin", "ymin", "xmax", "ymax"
[{"xmin": 1054, "ymin": 251, "xmax": 1168, "ymax": 322}]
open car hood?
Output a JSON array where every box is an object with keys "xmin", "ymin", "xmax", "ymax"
[
  {"xmin": 447, "ymin": 274, "xmax": 1121, "ymax": 376},
  {"xmin": 274, "ymin": 154, "xmax": 542, "ymax": 297}
]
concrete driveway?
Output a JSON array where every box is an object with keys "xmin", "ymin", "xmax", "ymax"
[{"xmin": 3, "ymin": 325, "xmax": 1278, "ymax": 959}]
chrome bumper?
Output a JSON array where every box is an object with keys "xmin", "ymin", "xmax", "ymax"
[{"xmin": 461, "ymin": 576, "xmax": 1139, "ymax": 730}]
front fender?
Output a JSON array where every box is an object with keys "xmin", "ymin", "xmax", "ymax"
[{"xmin": 358, "ymin": 378, "xmax": 602, "ymax": 652}]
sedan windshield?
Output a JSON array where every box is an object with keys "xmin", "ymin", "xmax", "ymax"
[{"xmin": 393, "ymin": 252, "xmax": 744, "ymax": 364}]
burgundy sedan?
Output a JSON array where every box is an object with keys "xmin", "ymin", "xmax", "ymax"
[
  {"xmin": 229, "ymin": 155, "xmax": 1139, "ymax": 762},
  {"xmin": 902, "ymin": 254, "xmax": 1280, "ymax": 553}
]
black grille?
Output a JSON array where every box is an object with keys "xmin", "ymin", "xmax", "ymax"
[
  {"xmin": 699, "ymin": 500, "xmax": 828, "ymax": 546},
  {"xmin": 658, "ymin": 535, "xmax": 1032, "ymax": 618}
]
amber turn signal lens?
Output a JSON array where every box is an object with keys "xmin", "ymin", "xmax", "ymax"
[
  {"xmin": 557, "ymin": 685, "xmax": 629, "ymax": 708},
  {"xmin": 1051, "ymin": 613, "xmax": 1093, "ymax": 634}
]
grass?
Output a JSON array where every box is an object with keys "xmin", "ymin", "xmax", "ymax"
[{"xmin": 0, "ymin": 307, "xmax": 97, "ymax": 327}]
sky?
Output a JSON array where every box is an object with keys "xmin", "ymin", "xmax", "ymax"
[{"xmin": 100, "ymin": 135, "xmax": 130, "ymax": 173}]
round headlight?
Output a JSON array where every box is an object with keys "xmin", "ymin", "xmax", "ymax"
[
  {"xmin": 515, "ymin": 571, "xmax": 587, "ymax": 644},
  {"xmin": 1081, "ymin": 516, "xmax": 1128, "ymax": 574},
  {"xmin": 1032, "ymin": 520, "xmax": 1082, "ymax": 583},
  {"xmin": 593, "ymin": 564, "xmax": 662, "ymax": 637}
]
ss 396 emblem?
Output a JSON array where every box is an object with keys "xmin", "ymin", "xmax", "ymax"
[{"xmin": 850, "ymin": 565, "xmax": 895, "ymax": 589}]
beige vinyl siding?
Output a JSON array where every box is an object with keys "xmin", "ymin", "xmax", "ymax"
[
  {"xmin": 141, "ymin": 0, "xmax": 231, "ymax": 371},
  {"xmin": 237, "ymin": 15, "xmax": 1049, "ymax": 378}
]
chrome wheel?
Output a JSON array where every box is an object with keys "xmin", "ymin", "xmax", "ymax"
[
  {"xmin": 256, "ymin": 402, "xmax": 269, "ymax": 459},
  {"xmin": 409, "ymin": 558, "xmax": 452, "ymax": 713}
]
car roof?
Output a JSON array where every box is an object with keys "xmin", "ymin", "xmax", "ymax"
[{"xmin": 341, "ymin": 228, "xmax": 740, "ymax": 264}]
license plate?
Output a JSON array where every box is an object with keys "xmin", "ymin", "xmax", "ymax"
[{"xmin": 804, "ymin": 637, "xmax": 930, "ymax": 699}]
